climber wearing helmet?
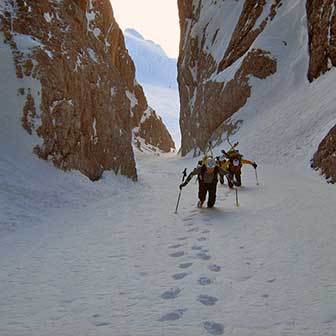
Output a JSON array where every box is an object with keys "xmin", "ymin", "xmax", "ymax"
[
  {"xmin": 179, "ymin": 157, "xmax": 230, "ymax": 208},
  {"xmin": 216, "ymin": 154, "xmax": 230, "ymax": 184},
  {"xmin": 222, "ymin": 148, "xmax": 257, "ymax": 188}
]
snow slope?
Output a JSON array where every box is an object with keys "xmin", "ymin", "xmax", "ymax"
[
  {"xmin": 178, "ymin": 0, "xmax": 336, "ymax": 169},
  {"xmin": 1, "ymin": 151, "xmax": 336, "ymax": 336},
  {"xmin": 124, "ymin": 28, "xmax": 177, "ymax": 89},
  {"xmin": 142, "ymin": 84, "xmax": 181, "ymax": 148},
  {"xmin": 124, "ymin": 28, "xmax": 181, "ymax": 148}
]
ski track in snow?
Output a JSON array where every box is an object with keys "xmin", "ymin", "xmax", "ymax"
[{"xmin": 1, "ymin": 151, "xmax": 336, "ymax": 336}]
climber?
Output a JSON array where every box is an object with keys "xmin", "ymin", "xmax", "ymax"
[
  {"xmin": 222, "ymin": 148, "xmax": 257, "ymax": 188},
  {"xmin": 179, "ymin": 157, "xmax": 230, "ymax": 208},
  {"xmin": 216, "ymin": 154, "xmax": 229, "ymax": 184}
]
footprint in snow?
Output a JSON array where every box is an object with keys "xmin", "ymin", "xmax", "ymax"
[
  {"xmin": 202, "ymin": 229, "xmax": 210, "ymax": 234},
  {"xmin": 177, "ymin": 237, "xmax": 189, "ymax": 241},
  {"xmin": 198, "ymin": 237, "xmax": 207, "ymax": 242},
  {"xmin": 191, "ymin": 245, "xmax": 203, "ymax": 251},
  {"xmin": 187, "ymin": 227, "xmax": 199, "ymax": 233},
  {"xmin": 179, "ymin": 262, "xmax": 193, "ymax": 269},
  {"xmin": 91, "ymin": 316, "xmax": 110, "ymax": 327},
  {"xmin": 237, "ymin": 275, "xmax": 252, "ymax": 282},
  {"xmin": 172, "ymin": 272, "xmax": 189, "ymax": 280},
  {"xmin": 161, "ymin": 288, "xmax": 182, "ymax": 300},
  {"xmin": 94, "ymin": 321, "xmax": 110, "ymax": 327},
  {"xmin": 169, "ymin": 251, "xmax": 185, "ymax": 258},
  {"xmin": 168, "ymin": 243, "xmax": 184, "ymax": 249},
  {"xmin": 197, "ymin": 295, "xmax": 218, "ymax": 306},
  {"xmin": 196, "ymin": 251, "xmax": 211, "ymax": 260},
  {"xmin": 267, "ymin": 278, "xmax": 276, "ymax": 283},
  {"xmin": 198, "ymin": 276, "xmax": 213, "ymax": 286},
  {"xmin": 203, "ymin": 321, "xmax": 224, "ymax": 335},
  {"xmin": 158, "ymin": 309, "xmax": 187, "ymax": 322},
  {"xmin": 208, "ymin": 264, "xmax": 221, "ymax": 272}
]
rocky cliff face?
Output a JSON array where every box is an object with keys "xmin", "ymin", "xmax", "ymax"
[
  {"xmin": 0, "ymin": 0, "xmax": 174, "ymax": 181},
  {"xmin": 306, "ymin": 0, "xmax": 336, "ymax": 182},
  {"xmin": 306, "ymin": 0, "xmax": 336, "ymax": 82},
  {"xmin": 178, "ymin": 0, "xmax": 336, "ymax": 182},
  {"xmin": 311, "ymin": 125, "xmax": 336, "ymax": 183},
  {"xmin": 178, "ymin": 0, "xmax": 280, "ymax": 156}
]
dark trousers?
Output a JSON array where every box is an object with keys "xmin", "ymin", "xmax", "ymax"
[
  {"xmin": 199, "ymin": 182, "xmax": 217, "ymax": 208},
  {"xmin": 227, "ymin": 172, "xmax": 241, "ymax": 188}
]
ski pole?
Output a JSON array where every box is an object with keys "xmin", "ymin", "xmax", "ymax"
[
  {"xmin": 175, "ymin": 168, "xmax": 187, "ymax": 214},
  {"xmin": 235, "ymin": 187, "xmax": 240, "ymax": 207},
  {"xmin": 255, "ymin": 168, "xmax": 259, "ymax": 186}
]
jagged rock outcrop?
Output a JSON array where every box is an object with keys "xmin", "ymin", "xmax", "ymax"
[
  {"xmin": 0, "ymin": 0, "xmax": 174, "ymax": 181},
  {"xmin": 306, "ymin": 0, "xmax": 336, "ymax": 182},
  {"xmin": 178, "ymin": 0, "xmax": 280, "ymax": 156},
  {"xmin": 136, "ymin": 107, "xmax": 175, "ymax": 153},
  {"xmin": 311, "ymin": 125, "xmax": 336, "ymax": 183},
  {"xmin": 306, "ymin": 0, "xmax": 336, "ymax": 82},
  {"xmin": 127, "ymin": 80, "xmax": 175, "ymax": 153}
]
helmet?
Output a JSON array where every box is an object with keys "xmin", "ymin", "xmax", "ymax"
[{"xmin": 206, "ymin": 158, "xmax": 216, "ymax": 169}]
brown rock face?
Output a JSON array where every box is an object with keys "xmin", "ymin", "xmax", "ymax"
[
  {"xmin": 312, "ymin": 125, "xmax": 336, "ymax": 183},
  {"xmin": 136, "ymin": 108, "xmax": 175, "ymax": 153},
  {"xmin": 178, "ymin": 0, "xmax": 280, "ymax": 156},
  {"xmin": 306, "ymin": 0, "xmax": 336, "ymax": 82},
  {"xmin": 1, "ymin": 0, "xmax": 174, "ymax": 181},
  {"xmin": 128, "ymin": 80, "xmax": 175, "ymax": 153},
  {"xmin": 218, "ymin": 0, "xmax": 282, "ymax": 73}
]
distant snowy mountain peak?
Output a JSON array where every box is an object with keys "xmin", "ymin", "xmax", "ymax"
[
  {"xmin": 124, "ymin": 27, "xmax": 177, "ymax": 88},
  {"xmin": 125, "ymin": 28, "xmax": 167, "ymax": 58},
  {"xmin": 124, "ymin": 28, "xmax": 181, "ymax": 146},
  {"xmin": 124, "ymin": 28, "xmax": 145, "ymax": 40}
]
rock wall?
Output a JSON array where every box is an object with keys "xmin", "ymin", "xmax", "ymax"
[
  {"xmin": 178, "ymin": 0, "xmax": 336, "ymax": 184},
  {"xmin": 177, "ymin": 0, "xmax": 281, "ymax": 156},
  {"xmin": 306, "ymin": 0, "xmax": 336, "ymax": 182},
  {"xmin": 306, "ymin": 0, "xmax": 336, "ymax": 82},
  {"xmin": 311, "ymin": 125, "xmax": 336, "ymax": 183},
  {"xmin": 0, "ymin": 0, "xmax": 174, "ymax": 181}
]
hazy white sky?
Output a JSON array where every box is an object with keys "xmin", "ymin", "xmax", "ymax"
[{"xmin": 111, "ymin": 0, "xmax": 180, "ymax": 58}]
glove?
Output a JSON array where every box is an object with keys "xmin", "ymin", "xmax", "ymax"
[
  {"xmin": 252, "ymin": 162, "xmax": 257, "ymax": 169},
  {"xmin": 179, "ymin": 184, "xmax": 184, "ymax": 190}
]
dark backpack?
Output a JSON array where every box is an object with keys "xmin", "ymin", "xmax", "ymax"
[{"xmin": 199, "ymin": 165, "xmax": 219, "ymax": 184}]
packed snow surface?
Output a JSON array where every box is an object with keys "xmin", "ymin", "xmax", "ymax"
[{"xmin": 1, "ymin": 151, "xmax": 336, "ymax": 336}]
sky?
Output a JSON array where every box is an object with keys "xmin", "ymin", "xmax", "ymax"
[{"xmin": 111, "ymin": 0, "xmax": 180, "ymax": 59}]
